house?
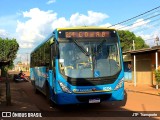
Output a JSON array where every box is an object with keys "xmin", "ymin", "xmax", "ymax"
[
  {"xmin": 123, "ymin": 46, "xmax": 160, "ymax": 86},
  {"xmin": 14, "ymin": 62, "xmax": 30, "ymax": 72}
]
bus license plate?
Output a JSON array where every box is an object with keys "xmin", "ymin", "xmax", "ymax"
[{"xmin": 89, "ymin": 98, "xmax": 100, "ymax": 103}]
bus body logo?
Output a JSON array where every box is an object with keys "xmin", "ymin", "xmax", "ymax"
[
  {"xmin": 94, "ymin": 71, "xmax": 100, "ymax": 77},
  {"xmin": 103, "ymin": 87, "xmax": 112, "ymax": 91}
]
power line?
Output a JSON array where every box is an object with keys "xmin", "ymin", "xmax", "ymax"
[
  {"xmin": 117, "ymin": 9, "xmax": 160, "ymax": 27},
  {"xmin": 116, "ymin": 13, "xmax": 160, "ymax": 30},
  {"xmin": 117, "ymin": 10, "xmax": 160, "ymax": 26},
  {"xmin": 108, "ymin": 6, "xmax": 160, "ymax": 48},
  {"xmin": 112, "ymin": 10, "xmax": 160, "ymax": 33},
  {"xmin": 107, "ymin": 6, "xmax": 160, "ymax": 28},
  {"xmin": 130, "ymin": 17, "xmax": 160, "ymax": 33}
]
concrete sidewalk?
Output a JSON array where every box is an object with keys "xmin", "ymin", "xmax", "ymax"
[{"xmin": 124, "ymin": 82, "xmax": 160, "ymax": 96}]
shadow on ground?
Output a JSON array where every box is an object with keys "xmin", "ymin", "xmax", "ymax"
[{"xmin": 0, "ymin": 80, "xmax": 159, "ymax": 119}]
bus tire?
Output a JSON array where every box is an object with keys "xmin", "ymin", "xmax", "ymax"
[
  {"xmin": 34, "ymin": 86, "xmax": 39, "ymax": 94},
  {"xmin": 35, "ymin": 88, "xmax": 39, "ymax": 94},
  {"xmin": 46, "ymin": 84, "xmax": 55, "ymax": 106},
  {"xmin": 46, "ymin": 84, "xmax": 50, "ymax": 103},
  {"xmin": 119, "ymin": 90, "xmax": 127, "ymax": 106},
  {"xmin": 33, "ymin": 82, "xmax": 39, "ymax": 94}
]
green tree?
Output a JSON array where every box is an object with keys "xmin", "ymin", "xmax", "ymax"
[
  {"xmin": 0, "ymin": 37, "xmax": 19, "ymax": 76},
  {"xmin": 135, "ymin": 36, "xmax": 149, "ymax": 49},
  {"xmin": 118, "ymin": 30, "xmax": 149, "ymax": 52}
]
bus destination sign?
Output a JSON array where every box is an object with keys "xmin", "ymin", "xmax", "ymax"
[{"xmin": 65, "ymin": 31, "xmax": 110, "ymax": 38}]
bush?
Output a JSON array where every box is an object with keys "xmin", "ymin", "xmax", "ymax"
[{"xmin": 154, "ymin": 70, "xmax": 160, "ymax": 84}]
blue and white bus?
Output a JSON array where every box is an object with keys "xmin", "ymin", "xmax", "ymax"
[{"xmin": 30, "ymin": 27, "xmax": 124, "ymax": 105}]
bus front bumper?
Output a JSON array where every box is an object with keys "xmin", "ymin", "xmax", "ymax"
[{"xmin": 54, "ymin": 87, "xmax": 124, "ymax": 105}]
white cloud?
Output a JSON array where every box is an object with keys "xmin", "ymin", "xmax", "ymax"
[
  {"xmin": 69, "ymin": 11, "xmax": 108, "ymax": 26},
  {"xmin": 16, "ymin": 8, "xmax": 109, "ymax": 49},
  {"xmin": 51, "ymin": 17, "xmax": 70, "ymax": 29},
  {"xmin": 149, "ymin": 29, "xmax": 160, "ymax": 46},
  {"xmin": 46, "ymin": 0, "xmax": 56, "ymax": 5},
  {"xmin": 137, "ymin": 33, "xmax": 151, "ymax": 40},
  {"xmin": 152, "ymin": 29, "xmax": 160, "ymax": 38},
  {"xmin": 0, "ymin": 29, "xmax": 8, "ymax": 38},
  {"xmin": 51, "ymin": 11, "xmax": 108, "ymax": 29},
  {"xmin": 100, "ymin": 23, "xmax": 112, "ymax": 27},
  {"xmin": 16, "ymin": 8, "xmax": 57, "ymax": 44},
  {"xmin": 133, "ymin": 19, "xmax": 150, "ymax": 27},
  {"xmin": 134, "ymin": 28, "xmax": 160, "ymax": 47},
  {"xmin": 19, "ymin": 42, "xmax": 33, "ymax": 48},
  {"xmin": 141, "ymin": 34, "xmax": 155, "ymax": 47},
  {"xmin": 129, "ymin": 19, "xmax": 150, "ymax": 31}
]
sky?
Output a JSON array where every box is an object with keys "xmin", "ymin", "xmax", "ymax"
[{"xmin": 0, "ymin": 0, "xmax": 160, "ymax": 63}]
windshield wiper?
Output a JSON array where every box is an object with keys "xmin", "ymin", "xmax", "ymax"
[{"xmin": 68, "ymin": 38, "xmax": 90, "ymax": 56}]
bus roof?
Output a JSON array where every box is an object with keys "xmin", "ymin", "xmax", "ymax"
[{"xmin": 56, "ymin": 26, "xmax": 116, "ymax": 31}]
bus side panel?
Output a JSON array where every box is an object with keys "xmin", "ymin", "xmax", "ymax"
[
  {"xmin": 30, "ymin": 68, "xmax": 35, "ymax": 85},
  {"xmin": 30, "ymin": 67, "xmax": 48, "ymax": 92},
  {"xmin": 38, "ymin": 67, "xmax": 47, "ymax": 89},
  {"xmin": 30, "ymin": 67, "xmax": 39, "ymax": 87}
]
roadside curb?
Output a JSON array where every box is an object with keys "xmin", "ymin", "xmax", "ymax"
[
  {"xmin": 125, "ymin": 82, "xmax": 160, "ymax": 96},
  {"xmin": 125, "ymin": 89, "xmax": 160, "ymax": 96}
]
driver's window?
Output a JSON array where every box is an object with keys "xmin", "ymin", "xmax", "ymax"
[{"xmin": 109, "ymin": 44, "xmax": 118, "ymax": 62}]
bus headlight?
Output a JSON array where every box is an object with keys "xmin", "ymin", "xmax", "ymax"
[
  {"xmin": 58, "ymin": 81, "xmax": 72, "ymax": 94},
  {"xmin": 114, "ymin": 78, "xmax": 124, "ymax": 90}
]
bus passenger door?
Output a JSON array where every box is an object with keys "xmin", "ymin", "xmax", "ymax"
[{"xmin": 50, "ymin": 43, "xmax": 57, "ymax": 97}]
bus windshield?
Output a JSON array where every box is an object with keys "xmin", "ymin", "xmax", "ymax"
[{"xmin": 58, "ymin": 38, "xmax": 121, "ymax": 78}]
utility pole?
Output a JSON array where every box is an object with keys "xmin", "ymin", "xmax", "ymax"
[
  {"xmin": 26, "ymin": 53, "xmax": 29, "ymax": 71},
  {"xmin": 133, "ymin": 40, "xmax": 136, "ymax": 86},
  {"xmin": 155, "ymin": 36, "xmax": 159, "ymax": 46},
  {"xmin": 133, "ymin": 40, "xmax": 135, "ymax": 50},
  {"xmin": 155, "ymin": 36, "xmax": 159, "ymax": 89},
  {"xmin": 26, "ymin": 53, "xmax": 29, "ymax": 65}
]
